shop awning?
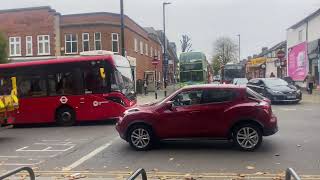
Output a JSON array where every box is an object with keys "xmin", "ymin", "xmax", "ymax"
[{"xmin": 247, "ymin": 57, "xmax": 266, "ymax": 68}]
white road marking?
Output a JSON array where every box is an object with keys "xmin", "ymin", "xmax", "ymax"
[
  {"xmin": 302, "ymin": 108, "xmax": 313, "ymax": 111},
  {"xmin": 35, "ymin": 142, "xmax": 75, "ymax": 146},
  {"xmin": 16, "ymin": 145, "xmax": 74, "ymax": 152},
  {"xmin": 63, "ymin": 137, "xmax": 119, "ymax": 171},
  {"xmin": 280, "ymin": 108, "xmax": 297, "ymax": 111}
]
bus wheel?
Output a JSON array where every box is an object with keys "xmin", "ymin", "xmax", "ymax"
[{"xmin": 56, "ymin": 107, "xmax": 76, "ymax": 126}]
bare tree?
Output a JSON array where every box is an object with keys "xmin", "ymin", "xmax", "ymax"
[
  {"xmin": 180, "ymin": 35, "xmax": 192, "ymax": 52},
  {"xmin": 211, "ymin": 55, "xmax": 221, "ymax": 75},
  {"xmin": 213, "ymin": 36, "xmax": 238, "ymax": 65}
]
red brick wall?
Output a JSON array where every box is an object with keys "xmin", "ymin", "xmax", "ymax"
[
  {"xmin": 0, "ymin": 7, "xmax": 163, "ymax": 82},
  {"xmin": 60, "ymin": 14, "xmax": 162, "ymax": 81},
  {"xmin": 0, "ymin": 7, "xmax": 58, "ymax": 57}
]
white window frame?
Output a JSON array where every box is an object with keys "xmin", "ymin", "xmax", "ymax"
[
  {"xmin": 134, "ymin": 38, "xmax": 138, "ymax": 52},
  {"xmin": 25, "ymin": 36, "xmax": 33, "ymax": 56},
  {"xmin": 37, "ymin": 35, "xmax": 50, "ymax": 55},
  {"xmin": 158, "ymin": 50, "xmax": 161, "ymax": 60},
  {"xmin": 145, "ymin": 43, "xmax": 148, "ymax": 56},
  {"xmin": 9, "ymin": 37, "xmax": 21, "ymax": 57},
  {"xmin": 82, "ymin": 33, "xmax": 90, "ymax": 52},
  {"xmin": 111, "ymin": 33, "xmax": 119, "ymax": 53},
  {"xmin": 94, "ymin": 32, "xmax": 102, "ymax": 50},
  {"xmin": 65, "ymin": 34, "xmax": 78, "ymax": 54},
  {"xmin": 154, "ymin": 49, "xmax": 158, "ymax": 59},
  {"xmin": 140, "ymin": 41, "xmax": 144, "ymax": 55},
  {"xmin": 150, "ymin": 46, "xmax": 153, "ymax": 58},
  {"xmin": 298, "ymin": 30, "xmax": 303, "ymax": 42}
]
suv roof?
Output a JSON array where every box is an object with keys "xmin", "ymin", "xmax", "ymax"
[{"xmin": 182, "ymin": 84, "xmax": 246, "ymax": 90}]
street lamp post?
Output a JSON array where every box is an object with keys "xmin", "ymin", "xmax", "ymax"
[
  {"xmin": 152, "ymin": 56, "xmax": 159, "ymax": 99},
  {"xmin": 163, "ymin": 2, "xmax": 171, "ymax": 97},
  {"xmin": 237, "ymin": 34, "xmax": 241, "ymax": 63},
  {"xmin": 120, "ymin": 0, "xmax": 125, "ymax": 57}
]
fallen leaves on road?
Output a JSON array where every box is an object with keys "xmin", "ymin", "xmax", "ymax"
[
  {"xmin": 255, "ymin": 172, "xmax": 267, "ymax": 175},
  {"xmin": 246, "ymin": 166, "xmax": 255, "ymax": 170},
  {"xmin": 169, "ymin": 157, "xmax": 174, "ymax": 161},
  {"xmin": 152, "ymin": 168, "xmax": 159, "ymax": 172},
  {"xmin": 274, "ymin": 153, "xmax": 280, "ymax": 156},
  {"xmin": 184, "ymin": 177, "xmax": 196, "ymax": 180},
  {"xmin": 67, "ymin": 173, "xmax": 87, "ymax": 180},
  {"xmin": 297, "ymin": 144, "xmax": 302, "ymax": 147}
]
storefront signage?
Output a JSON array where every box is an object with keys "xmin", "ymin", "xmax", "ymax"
[
  {"xmin": 247, "ymin": 57, "xmax": 267, "ymax": 67},
  {"xmin": 288, "ymin": 42, "xmax": 308, "ymax": 81}
]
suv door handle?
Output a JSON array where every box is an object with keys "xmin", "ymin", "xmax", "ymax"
[{"xmin": 189, "ymin": 110, "xmax": 201, "ymax": 114}]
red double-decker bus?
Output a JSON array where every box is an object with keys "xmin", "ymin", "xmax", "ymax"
[{"xmin": 0, "ymin": 51, "xmax": 136, "ymax": 126}]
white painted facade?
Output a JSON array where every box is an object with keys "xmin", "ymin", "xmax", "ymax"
[
  {"xmin": 286, "ymin": 9, "xmax": 320, "ymax": 86},
  {"xmin": 287, "ymin": 23, "xmax": 307, "ymax": 49},
  {"xmin": 308, "ymin": 14, "xmax": 320, "ymax": 42}
]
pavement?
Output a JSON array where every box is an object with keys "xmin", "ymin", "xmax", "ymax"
[{"xmin": 0, "ymin": 89, "xmax": 320, "ymax": 180}]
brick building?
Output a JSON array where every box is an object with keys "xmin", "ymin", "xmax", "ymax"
[{"xmin": 0, "ymin": 6, "xmax": 164, "ymax": 93}]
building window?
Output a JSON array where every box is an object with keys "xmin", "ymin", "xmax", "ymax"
[
  {"xmin": 9, "ymin": 37, "xmax": 21, "ymax": 57},
  {"xmin": 150, "ymin": 47, "xmax": 153, "ymax": 57},
  {"xmin": 82, "ymin": 33, "xmax": 90, "ymax": 52},
  {"xmin": 37, "ymin": 35, "xmax": 50, "ymax": 55},
  {"xmin": 154, "ymin": 49, "xmax": 158, "ymax": 59},
  {"xmin": 145, "ymin": 44, "xmax": 149, "ymax": 56},
  {"xmin": 134, "ymin": 38, "xmax": 138, "ymax": 52},
  {"xmin": 65, "ymin": 34, "xmax": 78, "ymax": 54},
  {"xmin": 111, "ymin": 33, "xmax": 119, "ymax": 53},
  {"xmin": 140, "ymin": 41, "xmax": 144, "ymax": 54},
  {"xmin": 94, "ymin": 32, "xmax": 102, "ymax": 50},
  {"xmin": 158, "ymin": 50, "xmax": 161, "ymax": 60},
  {"xmin": 26, "ymin": 36, "xmax": 33, "ymax": 56},
  {"xmin": 298, "ymin": 30, "xmax": 303, "ymax": 42}
]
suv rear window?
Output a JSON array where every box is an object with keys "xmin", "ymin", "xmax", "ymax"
[{"xmin": 246, "ymin": 87, "xmax": 264, "ymax": 100}]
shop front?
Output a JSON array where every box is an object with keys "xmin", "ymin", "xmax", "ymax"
[
  {"xmin": 307, "ymin": 39, "xmax": 320, "ymax": 86},
  {"xmin": 265, "ymin": 58, "xmax": 278, "ymax": 78},
  {"xmin": 246, "ymin": 57, "xmax": 267, "ymax": 79},
  {"xmin": 288, "ymin": 42, "xmax": 308, "ymax": 82}
]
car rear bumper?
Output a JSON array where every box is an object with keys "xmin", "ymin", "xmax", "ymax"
[{"xmin": 263, "ymin": 115, "xmax": 278, "ymax": 136}]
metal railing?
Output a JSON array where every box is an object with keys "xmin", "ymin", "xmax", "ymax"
[
  {"xmin": 285, "ymin": 168, "xmax": 301, "ymax": 180},
  {"xmin": 127, "ymin": 168, "xmax": 148, "ymax": 180},
  {"xmin": 0, "ymin": 166, "xmax": 35, "ymax": 180},
  {"xmin": 0, "ymin": 166, "xmax": 300, "ymax": 180}
]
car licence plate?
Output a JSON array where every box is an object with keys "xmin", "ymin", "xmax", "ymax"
[{"xmin": 287, "ymin": 95, "xmax": 296, "ymax": 99}]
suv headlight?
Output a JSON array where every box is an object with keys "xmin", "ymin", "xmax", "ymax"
[{"xmin": 124, "ymin": 108, "xmax": 140, "ymax": 115}]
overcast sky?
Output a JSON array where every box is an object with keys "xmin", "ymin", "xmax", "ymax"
[{"xmin": 2, "ymin": 0, "xmax": 320, "ymax": 60}]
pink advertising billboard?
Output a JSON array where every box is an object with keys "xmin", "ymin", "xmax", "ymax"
[{"xmin": 288, "ymin": 42, "xmax": 308, "ymax": 81}]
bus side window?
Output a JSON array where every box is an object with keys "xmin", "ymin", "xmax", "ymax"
[
  {"xmin": 48, "ymin": 72, "xmax": 76, "ymax": 96},
  {"xmin": 18, "ymin": 76, "xmax": 46, "ymax": 97},
  {"xmin": 84, "ymin": 66, "xmax": 108, "ymax": 94}
]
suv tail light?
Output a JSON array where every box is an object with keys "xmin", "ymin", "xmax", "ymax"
[{"xmin": 256, "ymin": 101, "xmax": 272, "ymax": 114}]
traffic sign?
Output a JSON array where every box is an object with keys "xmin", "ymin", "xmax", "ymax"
[
  {"xmin": 152, "ymin": 60, "xmax": 159, "ymax": 65},
  {"xmin": 277, "ymin": 50, "xmax": 286, "ymax": 59}
]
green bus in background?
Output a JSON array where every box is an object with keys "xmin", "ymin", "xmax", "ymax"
[{"xmin": 179, "ymin": 52, "xmax": 212, "ymax": 86}]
